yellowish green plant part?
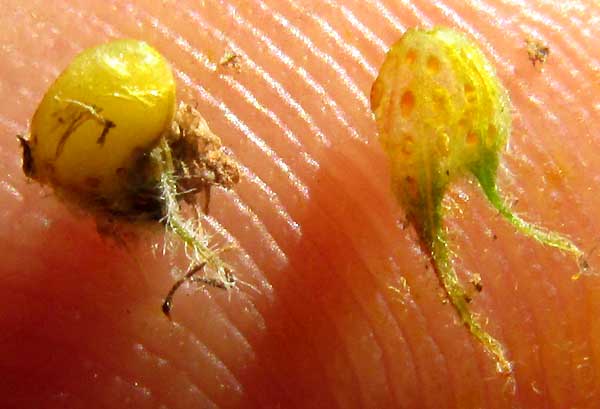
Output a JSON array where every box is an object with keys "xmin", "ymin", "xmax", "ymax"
[
  {"xmin": 20, "ymin": 39, "xmax": 240, "ymax": 316},
  {"xmin": 25, "ymin": 40, "xmax": 176, "ymax": 214},
  {"xmin": 371, "ymin": 27, "xmax": 587, "ymax": 374}
]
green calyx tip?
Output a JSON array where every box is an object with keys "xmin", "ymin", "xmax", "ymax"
[{"xmin": 475, "ymin": 166, "xmax": 587, "ymax": 278}]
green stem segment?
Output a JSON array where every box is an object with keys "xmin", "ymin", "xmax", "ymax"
[
  {"xmin": 430, "ymin": 225, "xmax": 513, "ymax": 374},
  {"xmin": 154, "ymin": 138, "xmax": 232, "ymax": 287},
  {"xmin": 474, "ymin": 165, "xmax": 587, "ymax": 279},
  {"xmin": 412, "ymin": 177, "xmax": 513, "ymax": 374},
  {"xmin": 406, "ymin": 168, "xmax": 513, "ymax": 374}
]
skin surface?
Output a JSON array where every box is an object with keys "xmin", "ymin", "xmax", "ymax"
[{"xmin": 1, "ymin": 0, "xmax": 600, "ymax": 408}]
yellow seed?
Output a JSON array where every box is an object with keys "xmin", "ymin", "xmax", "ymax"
[
  {"xmin": 21, "ymin": 39, "xmax": 244, "ymax": 315},
  {"xmin": 26, "ymin": 39, "xmax": 176, "ymax": 211}
]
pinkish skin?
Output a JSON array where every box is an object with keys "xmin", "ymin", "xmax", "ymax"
[{"xmin": 1, "ymin": 1, "xmax": 600, "ymax": 408}]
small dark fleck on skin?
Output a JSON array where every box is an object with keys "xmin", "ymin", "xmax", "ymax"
[
  {"xmin": 469, "ymin": 273, "xmax": 483, "ymax": 293},
  {"xmin": 581, "ymin": 259, "xmax": 590, "ymax": 271},
  {"xmin": 493, "ymin": 234, "xmax": 498, "ymax": 240},
  {"xmin": 526, "ymin": 38, "xmax": 550, "ymax": 67},
  {"xmin": 219, "ymin": 50, "xmax": 241, "ymax": 71}
]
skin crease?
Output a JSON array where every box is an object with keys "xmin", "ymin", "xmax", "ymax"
[{"xmin": 1, "ymin": 0, "xmax": 600, "ymax": 408}]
